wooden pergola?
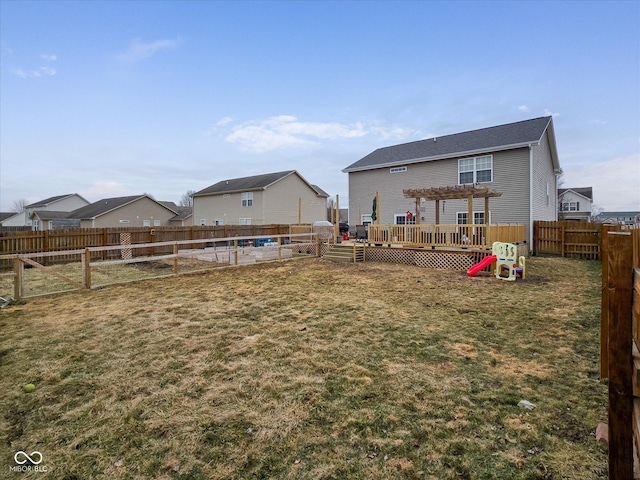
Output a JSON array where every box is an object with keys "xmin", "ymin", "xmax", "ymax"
[{"xmin": 403, "ymin": 184, "xmax": 502, "ymax": 224}]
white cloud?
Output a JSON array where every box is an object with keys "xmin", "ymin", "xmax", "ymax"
[
  {"xmin": 223, "ymin": 115, "xmax": 418, "ymax": 153},
  {"xmin": 518, "ymin": 105, "xmax": 530, "ymax": 113},
  {"xmin": 116, "ymin": 38, "xmax": 180, "ymax": 62},
  {"xmin": 9, "ymin": 52, "xmax": 57, "ymax": 78},
  {"xmin": 225, "ymin": 115, "xmax": 369, "ymax": 152},
  {"xmin": 10, "ymin": 65, "xmax": 56, "ymax": 78},
  {"xmin": 564, "ymin": 153, "xmax": 640, "ymax": 211},
  {"xmin": 543, "ymin": 108, "xmax": 560, "ymax": 117},
  {"xmin": 216, "ymin": 117, "xmax": 233, "ymax": 127}
]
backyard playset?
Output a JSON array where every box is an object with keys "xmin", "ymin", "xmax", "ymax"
[{"xmin": 467, "ymin": 241, "xmax": 526, "ymax": 281}]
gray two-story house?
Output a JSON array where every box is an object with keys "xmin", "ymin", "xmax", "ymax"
[{"xmin": 343, "ymin": 116, "xmax": 561, "ymax": 246}]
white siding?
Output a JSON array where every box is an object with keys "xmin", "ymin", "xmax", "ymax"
[
  {"xmin": 531, "ymin": 131, "xmax": 559, "ymax": 225},
  {"xmin": 263, "ymin": 174, "xmax": 326, "ymax": 224},
  {"xmin": 193, "ymin": 191, "xmax": 265, "ymax": 225},
  {"xmin": 348, "ymin": 147, "xmax": 531, "ymax": 230},
  {"xmin": 193, "ymin": 173, "xmax": 326, "ymax": 225}
]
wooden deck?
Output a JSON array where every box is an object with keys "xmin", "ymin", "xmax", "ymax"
[{"xmin": 367, "ymin": 223, "xmax": 526, "ymax": 249}]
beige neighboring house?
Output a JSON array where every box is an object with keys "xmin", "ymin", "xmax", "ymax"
[
  {"xmin": 69, "ymin": 195, "xmax": 179, "ymax": 228},
  {"xmin": 558, "ymin": 187, "xmax": 593, "ymax": 221},
  {"xmin": 192, "ymin": 170, "xmax": 329, "ymax": 226},
  {"xmin": 343, "ymin": 116, "xmax": 562, "ymax": 246},
  {"xmin": 2, "ymin": 193, "xmax": 90, "ymax": 229}
]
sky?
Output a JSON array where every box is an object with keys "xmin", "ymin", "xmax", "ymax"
[{"xmin": 1, "ymin": 0, "xmax": 639, "ymax": 213}]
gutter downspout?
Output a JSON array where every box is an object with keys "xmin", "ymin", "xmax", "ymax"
[{"xmin": 529, "ymin": 144, "xmax": 534, "ymax": 253}]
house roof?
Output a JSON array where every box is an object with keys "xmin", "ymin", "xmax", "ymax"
[
  {"xmin": 170, "ymin": 207, "xmax": 193, "ymax": 221},
  {"xmin": 30, "ymin": 210, "xmax": 73, "ymax": 220},
  {"xmin": 0, "ymin": 212, "xmax": 15, "ymax": 222},
  {"xmin": 558, "ymin": 187, "xmax": 593, "ymax": 201},
  {"xmin": 343, "ymin": 116, "xmax": 559, "ymax": 173},
  {"xmin": 26, "ymin": 193, "xmax": 88, "ymax": 208},
  {"xmin": 70, "ymin": 195, "xmax": 177, "ymax": 220},
  {"xmin": 193, "ymin": 170, "xmax": 329, "ymax": 197},
  {"xmin": 596, "ymin": 211, "xmax": 640, "ymax": 219}
]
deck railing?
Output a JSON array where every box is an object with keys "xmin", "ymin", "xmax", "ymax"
[{"xmin": 367, "ymin": 224, "xmax": 526, "ymax": 249}]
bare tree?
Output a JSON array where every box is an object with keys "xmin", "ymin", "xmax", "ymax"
[
  {"xmin": 10, "ymin": 199, "xmax": 28, "ymax": 213},
  {"xmin": 591, "ymin": 204, "xmax": 604, "ymax": 222},
  {"xmin": 179, "ymin": 190, "xmax": 195, "ymax": 207}
]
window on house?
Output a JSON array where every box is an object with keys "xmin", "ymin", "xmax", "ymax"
[
  {"xmin": 143, "ymin": 220, "xmax": 151, "ymax": 227},
  {"xmin": 154, "ymin": 220, "xmax": 161, "ymax": 227},
  {"xmin": 457, "ymin": 212, "xmax": 489, "ymax": 224},
  {"xmin": 394, "ymin": 214, "xmax": 416, "ymax": 225},
  {"xmin": 200, "ymin": 219, "xmax": 206, "ymax": 226},
  {"xmin": 239, "ymin": 218, "xmax": 252, "ymax": 225},
  {"xmin": 458, "ymin": 155, "xmax": 493, "ymax": 184},
  {"xmin": 214, "ymin": 220, "xmax": 224, "ymax": 226},
  {"xmin": 241, "ymin": 192, "xmax": 253, "ymax": 207},
  {"xmin": 560, "ymin": 202, "xmax": 580, "ymax": 212}
]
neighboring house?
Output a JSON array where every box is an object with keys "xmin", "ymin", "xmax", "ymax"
[
  {"xmin": 192, "ymin": 170, "xmax": 329, "ymax": 226},
  {"xmin": 594, "ymin": 211, "xmax": 640, "ymax": 226},
  {"xmin": 0, "ymin": 212, "xmax": 15, "ymax": 226},
  {"xmin": 30, "ymin": 211, "xmax": 80, "ymax": 231},
  {"xmin": 343, "ymin": 116, "xmax": 561, "ymax": 246},
  {"xmin": 2, "ymin": 193, "xmax": 90, "ymax": 228},
  {"xmin": 69, "ymin": 195, "xmax": 179, "ymax": 228},
  {"xmin": 558, "ymin": 187, "xmax": 593, "ymax": 221},
  {"xmin": 160, "ymin": 202, "xmax": 193, "ymax": 226}
]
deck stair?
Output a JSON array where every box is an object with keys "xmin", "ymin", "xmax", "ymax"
[{"xmin": 323, "ymin": 243, "xmax": 365, "ymax": 263}]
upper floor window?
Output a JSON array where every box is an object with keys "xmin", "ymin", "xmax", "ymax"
[
  {"xmin": 458, "ymin": 155, "xmax": 493, "ymax": 184},
  {"xmin": 241, "ymin": 192, "xmax": 253, "ymax": 207},
  {"xmin": 560, "ymin": 202, "xmax": 580, "ymax": 212}
]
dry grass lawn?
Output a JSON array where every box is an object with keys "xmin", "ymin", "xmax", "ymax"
[{"xmin": 0, "ymin": 256, "xmax": 606, "ymax": 479}]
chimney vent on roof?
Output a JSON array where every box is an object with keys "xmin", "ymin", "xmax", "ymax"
[{"xmin": 433, "ymin": 137, "xmax": 436, "ymax": 142}]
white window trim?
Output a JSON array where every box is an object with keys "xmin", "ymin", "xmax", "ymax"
[
  {"xmin": 390, "ymin": 166, "xmax": 407, "ymax": 174},
  {"xmin": 241, "ymin": 192, "xmax": 253, "ymax": 207},
  {"xmin": 456, "ymin": 211, "xmax": 491, "ymax": 224},
  {"xmin": 394, "ymin": 213, "xmax": 416, "ymax": 225},
  {"xmin": 458, "ymin": 155, "xmax": 493, "ymax": 184},
  {"xmin": 239, "ymin": 218, "xmax": 252, "ymax": 225},
  {"xmin": 143, "ymin": 220, "xmax": 151, "ymax": 227}
]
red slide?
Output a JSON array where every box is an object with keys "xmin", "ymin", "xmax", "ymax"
[{"xmin": 467, "ymin": 255, "xmax": 497, "ymax": 277}]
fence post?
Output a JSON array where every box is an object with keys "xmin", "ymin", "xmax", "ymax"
[
  {"xmin": 173, "ymin": 243, "xmax": 179, "ymax": 275},
  {"xmin": 233, "ymin": 239, "xmax": 238, "ymax": 265},
  {"xmin": 14, "ymin": 257, "xmax": 23, "ymax": 300},
  {"xmin": 606, "ymin": 232, "xmax": 633, "ymax": 480},
  {"xmin": 83, "ymin": 248, "xmax": 91, "ymax": 289},
  {"xmin": 601, "ymin": 226, "xmax": 611, "ymax": 379}
]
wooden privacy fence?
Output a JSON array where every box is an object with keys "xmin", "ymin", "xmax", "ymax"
[
  {"xmin": 0, "ymin": 225, "xmax": 306, "ymax": 271},
  {"xmin": 600, "ymin": 228, "xmax": 640, "ymax": 479},
  {"xmin": 533, "ymin": 220, "xmax": 636, "ymax": 259}
]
